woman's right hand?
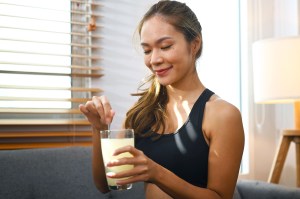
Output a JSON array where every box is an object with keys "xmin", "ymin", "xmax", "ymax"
[
  {"xmin": 79, "ymin": 96, "xmax": 115, "ymax": 130},
  {"xmin": 80, "ymin": 96, "xmax": 115, "ymax": 193}
]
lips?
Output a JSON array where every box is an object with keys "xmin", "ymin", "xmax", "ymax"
[{"xmin": 154, "ymin": 66, "xmax": 172, "ymax": 76}]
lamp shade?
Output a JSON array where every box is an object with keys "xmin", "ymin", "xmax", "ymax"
[{"xmin": 252, "ymin": 36, "xmax": 300, "ymax": 104}]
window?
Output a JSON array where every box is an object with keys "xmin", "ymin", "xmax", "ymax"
[
  {"xmin": 0, "ymin": 0, "xmax": 72, "ymax": 109},
  {"xmin": 0, "ymin": 0, "xmax": 103, "ymax": 149}
]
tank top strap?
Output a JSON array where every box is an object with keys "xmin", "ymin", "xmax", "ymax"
[{"xmin": 189, "ymin": 88, "xmax": 215, "ymax": 130}]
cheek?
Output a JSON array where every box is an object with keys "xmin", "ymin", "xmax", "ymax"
[{"xmin": 144, "ymin": 56, "xmax": 151, "ymax": 69}]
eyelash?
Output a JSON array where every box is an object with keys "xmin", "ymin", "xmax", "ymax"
[
  {"xmin": 161, "ymin": 45, "xmax": 172, "ymax": 50},
  {"xmin": 143, "ymin": 45, "xmax": 172, "ymax": 55}
]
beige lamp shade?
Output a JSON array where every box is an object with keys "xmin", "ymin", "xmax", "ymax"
[{"xmin": 252, "ymin": 36, "xmax": 300, "ymax": 104}]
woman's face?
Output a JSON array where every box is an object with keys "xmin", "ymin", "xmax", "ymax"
[{"xmin": 140, "ymin": 16, "xmax": 197, "ymax": 87}]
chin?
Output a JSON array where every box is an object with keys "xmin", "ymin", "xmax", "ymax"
[{"xmin": 157, "ymin": 79, "xmax": 171, "ymax": 87}]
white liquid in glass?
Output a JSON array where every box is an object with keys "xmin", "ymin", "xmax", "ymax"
[{"xmin": 101, "ymin": 138, "xmax": 134, "ymax": 186}]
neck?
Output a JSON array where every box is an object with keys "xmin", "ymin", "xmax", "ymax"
[{"xmin": 166, "ymin": 76, "xmax": 205, "ymax": 102}]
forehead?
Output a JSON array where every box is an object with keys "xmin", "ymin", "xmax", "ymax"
[{"xmin": 140, "ymin": 16, "xmax": 182, "ymax": 44}]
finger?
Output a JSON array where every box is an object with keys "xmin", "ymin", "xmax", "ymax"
[
  {"xmin": 107, "ymin": 163, "xmax": 148, "ymax": 179},
  {"xmin": 92, "ymin": 96, "xmax": 105, "ymax": 123},
  {"xmin": 92, "ymin": 96, "xmax": 114, "ymax": 124},
  {"xmin": 80, "ymin": 101, "xmax": 98, "ymax": 116},
  {"xmin": 106, "ymin": 165, "xmax": 141, "ymax": 179},
  {"xmin": 115, "ymin": 173, "xmax": 149, "ymax": 185},
  {"xmin": 113, "ymin": 145, "xmax": 140, "ymax": 156},
  {"xmin": 85, "ymin": 101, "xmax": 99, "ymax": 115},
  {"xmin": 107, "ymin": 156, "xmax": 135, "ymax": 167},
  {"xmin": 99, "ymin": 96, "xmax": 114, "ymax": 124},
  {"xmin": 78, "ymin": 104, "xmax": 89, "ymax": 114}
]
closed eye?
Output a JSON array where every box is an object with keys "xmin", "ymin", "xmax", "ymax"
[
  {"xmin": 161, "ymin": 45, "xmax": 172, "ymax": 50},
  {"xmin": 143, "ymin": 50, "xmax": 151, "ymax": 55}
]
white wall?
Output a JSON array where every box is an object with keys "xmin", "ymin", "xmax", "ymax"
[
  {"xmin": 182, "ymin": 0, "xmax": 241, "ymax": 109},
  {"xmin": 242, "ymin": 0, "xmax": 300, "ymax": 187}
]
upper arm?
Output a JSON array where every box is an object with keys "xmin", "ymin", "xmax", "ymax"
[{"xmin": 203, "ymin": 100, "xmax": 244, "ymax": 199}]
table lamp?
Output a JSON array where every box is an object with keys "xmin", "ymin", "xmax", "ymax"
[{"xmin": 252, "ymin": 36, "xmax": 300, "ymax": 187}]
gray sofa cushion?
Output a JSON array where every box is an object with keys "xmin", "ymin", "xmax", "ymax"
[{"xmin": 0, "ymin": 147, "xmax": 145, "ymax": 199}]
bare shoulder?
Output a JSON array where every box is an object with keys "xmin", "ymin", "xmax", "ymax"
[
  {"xmin": 203, "ymin": 94, "xmax": 244, "ymax": 139},
  {"xmin": 208, "ymin": 94, "xmax": 241, "ymax": 118}
]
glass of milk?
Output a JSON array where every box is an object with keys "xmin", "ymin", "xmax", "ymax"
[{"xmin": 100, "ymin": 129, "xmax": 134, "ymax": 190}]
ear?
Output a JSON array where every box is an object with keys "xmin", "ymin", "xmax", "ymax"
[{"xmin": 191, "ymin": 36, "xmax": 201, "ymax": 56}]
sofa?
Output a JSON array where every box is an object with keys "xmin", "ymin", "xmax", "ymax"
[{"xmin": 0, "ymin": 146, "xmax": 299, "ymax": 199}]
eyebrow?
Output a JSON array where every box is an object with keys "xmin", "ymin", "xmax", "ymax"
[{"xmin": 140, "ymin": 36, "xmax": 173, "ymax": 47}]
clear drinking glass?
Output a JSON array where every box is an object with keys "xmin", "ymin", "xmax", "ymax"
[{"xmin": 100, "ymin": 129, "xmax": 134, "ymax": 190}]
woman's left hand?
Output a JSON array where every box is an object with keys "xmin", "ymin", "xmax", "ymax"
[{"xmin": 106, "ymin": 145, "xmax": 159, "ymax": 185}]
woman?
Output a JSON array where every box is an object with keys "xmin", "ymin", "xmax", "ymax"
[{"xmin": 79, "ymin": 1, "xmax": 244, "ymax": 198}]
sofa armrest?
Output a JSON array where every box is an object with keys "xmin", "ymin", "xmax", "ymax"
[{"xmin": 236, "ymin": 180, "xmax": 300, "ymax": 199}]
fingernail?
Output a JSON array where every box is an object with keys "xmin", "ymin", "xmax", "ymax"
[{"xmin": 106, "ymin": 172, "xmax": 116, "ymax": 177}]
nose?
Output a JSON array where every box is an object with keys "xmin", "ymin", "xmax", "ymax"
[{"xmin": 150, "ymin": 49, "xmax": 163, "ymax": 66}]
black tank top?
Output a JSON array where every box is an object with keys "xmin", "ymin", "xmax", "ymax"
[{"xmin": 136, "ymin": 88, "xmax": 214, "ymax": 188}]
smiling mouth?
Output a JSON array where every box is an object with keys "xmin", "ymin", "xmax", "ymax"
[{"xmin": 154, "ymin": 66, "xmax": 172, "ymax": 76}]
